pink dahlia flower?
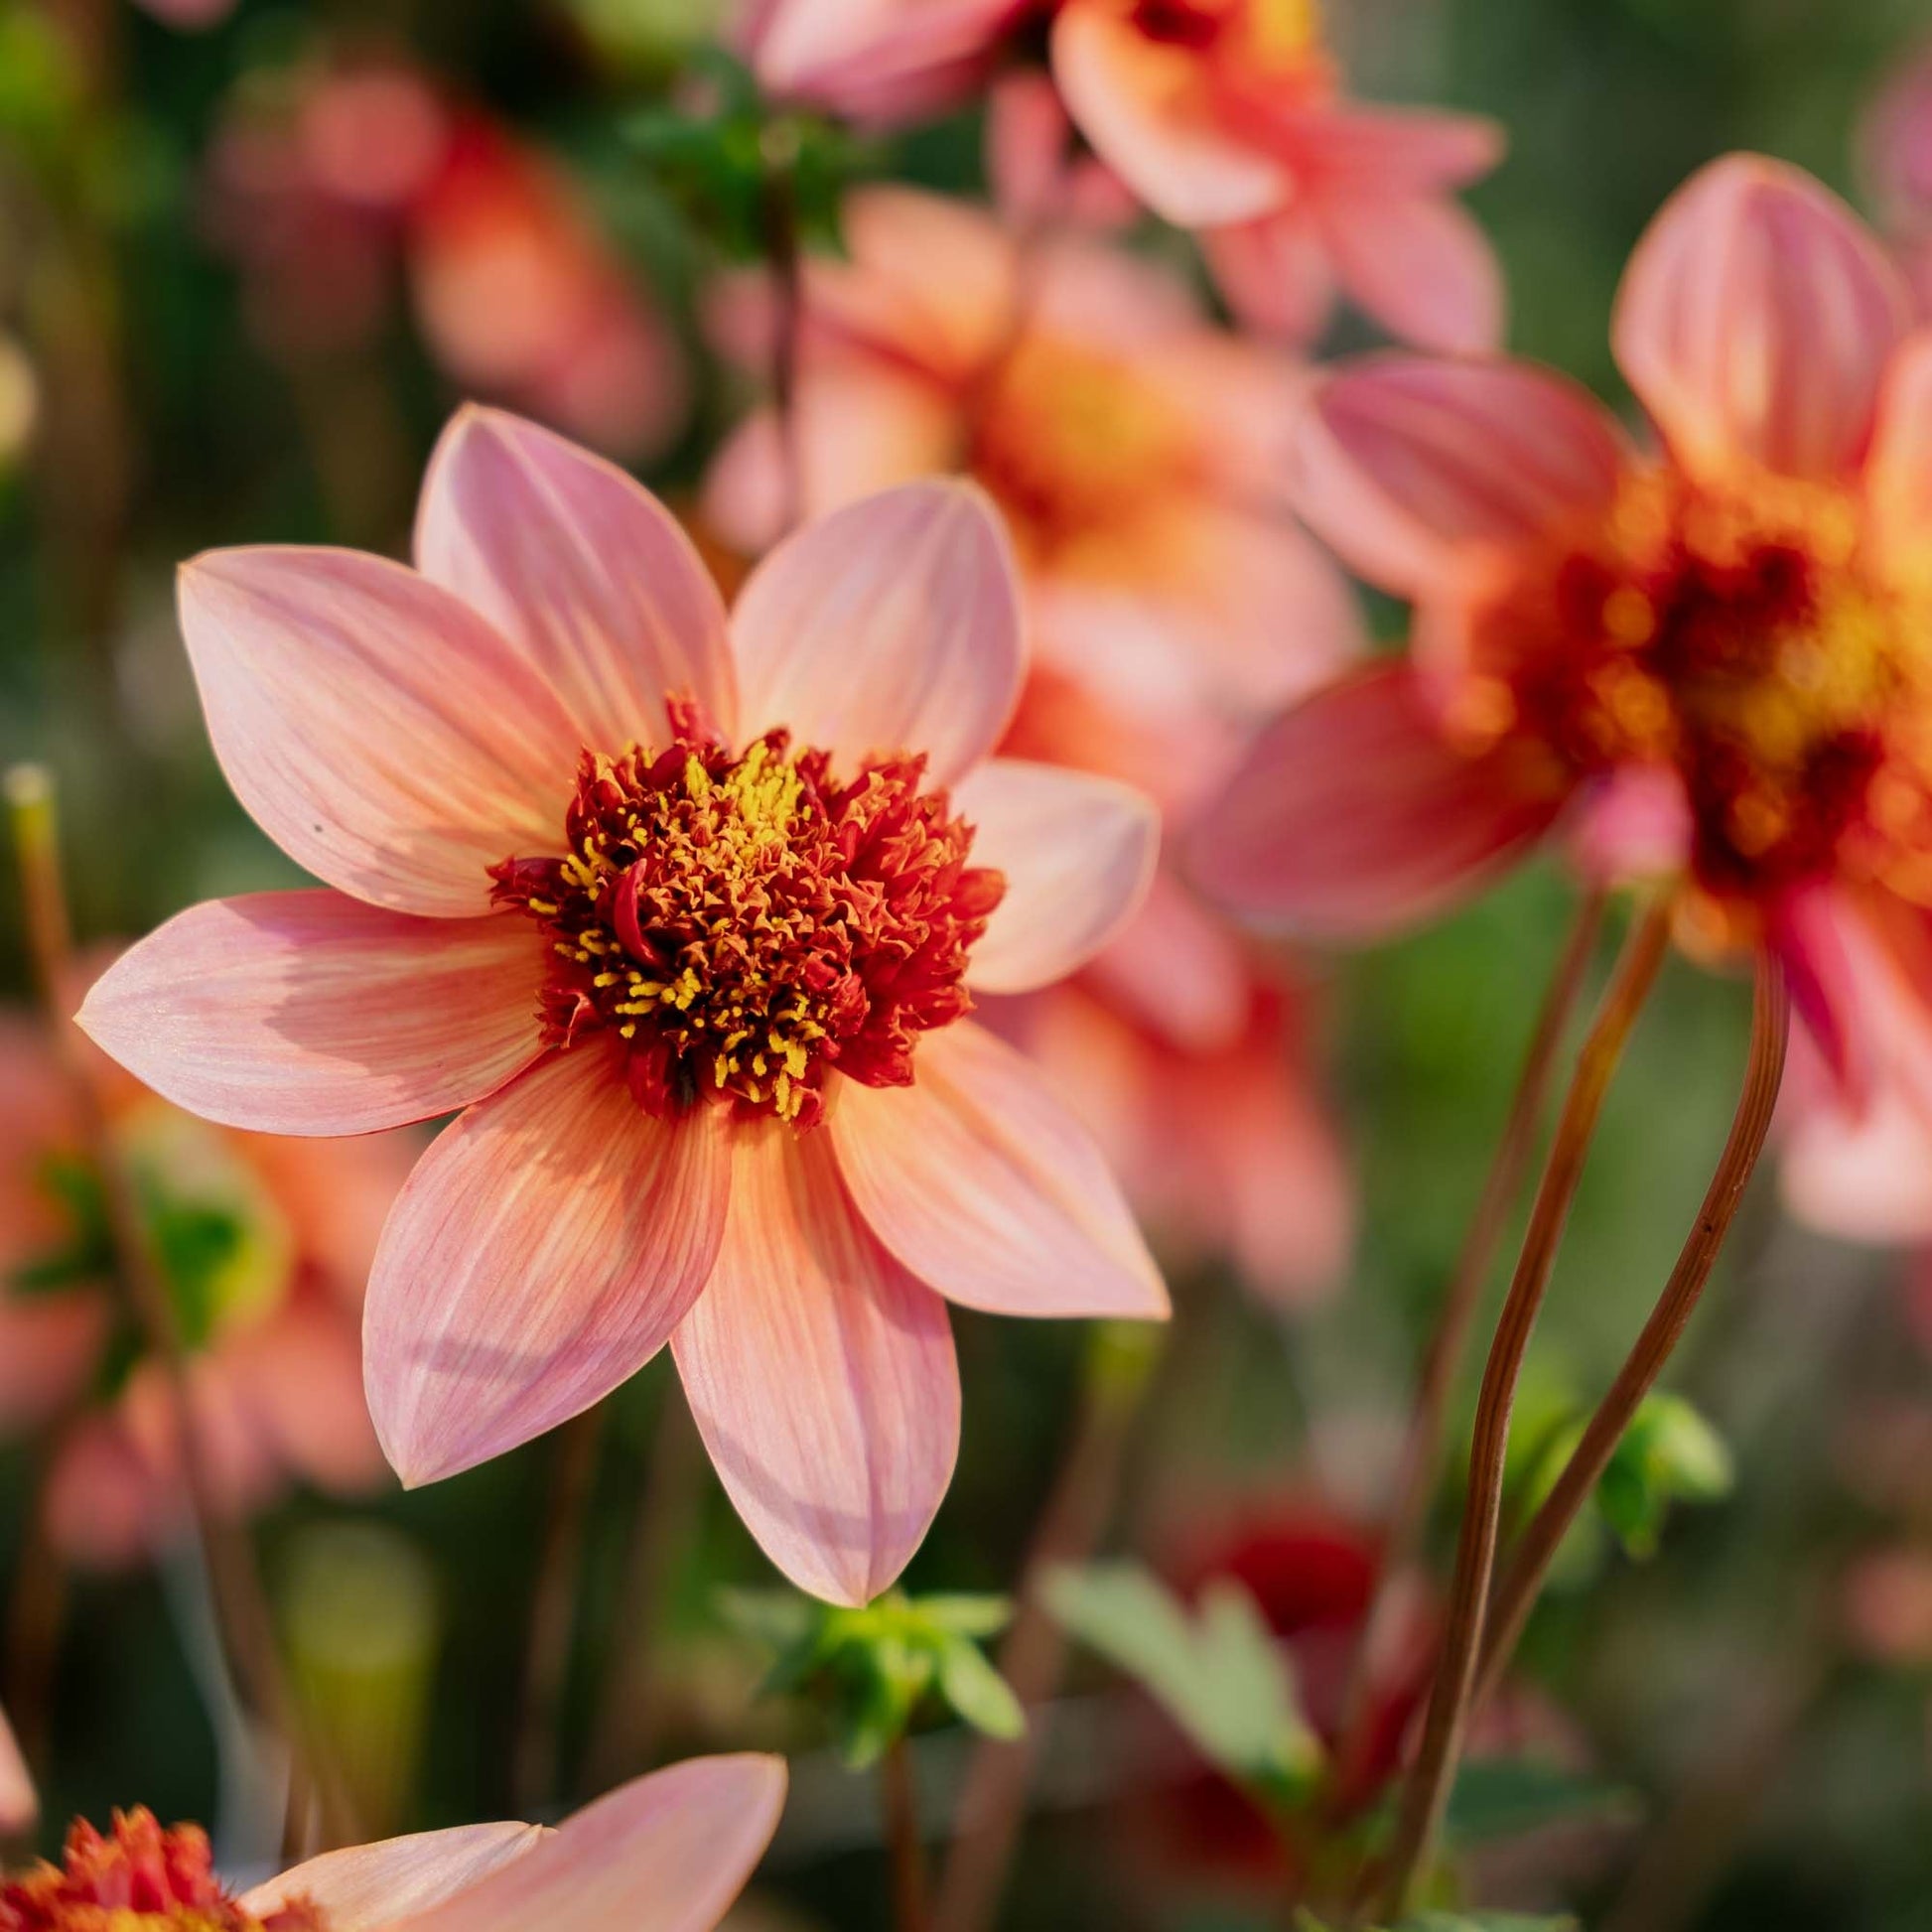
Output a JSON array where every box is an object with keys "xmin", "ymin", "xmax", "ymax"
[
  {"xmin": 0, "ymin": 994, "xmax": 399, "ymax": 1571},
  {"xmin": 1048, "ymin": 0, "xmax": 1504, "ymax": 349},
  {"xmin": 1195, "ymin": 153, "xmax": 1932, "ymax": 1131},
  {"xmin": 0, "ymin": 1755, "xmax": 782, "ymax": 1932},
  {"xmin": 79, "ymin": 408, "xmax": 1166, "ymax": 1606}
]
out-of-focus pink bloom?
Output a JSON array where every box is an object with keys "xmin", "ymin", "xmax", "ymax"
[
  {"xmin": 78, "ymin": 408, "xmax": 1166, "ymax": 1607},
  {"xmin": 1198, "ymin": 154, "xmax": 1932, "ymax": 1134},
  {"xmin": 984, "ymin": 71, "xmax": 1138, "ymax": 232},
  {"xmin": 205, "ymin": 59, "xmax": 687, "ymax": 461},
  {"xmin": 1048, "ymin": 0, "xmax": 1504, "ymax": 348},
  {"xmin": 705, "ymin": 186, "xmax": 1363, "ymax": 750},
  {"xmin": 2, "ymin": 1756, "xmax": 784, "ymax": 1932},
  {"xmin": 0, "ymin": 1707, "xmax": 32, "ymax": 1839},
  {"xmin": 1862, "ymin": 41, "xmax": 1932, "ymax": 315},
  {"xmin": 132, "ymin": 0, "xmax": 236, "ymax": 30},
  {"xmin": 1843, "ymin": 1549, "xmax": 1932, "ymax": 1665},
  {"xmin": 738, "ymin": 0, "xmax": 1033, "ymax": 128},
  {"xmin": 0, "ymin": 998, "xmax": 401, "ymax": 1571}
]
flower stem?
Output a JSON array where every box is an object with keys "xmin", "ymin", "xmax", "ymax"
[
  {"xmin": 932, "ymin": 1322, "xmax": 1166, "ymax": 1932},
  {"xmin": 512, "ymin": 1402, "xmax": 607, "ymax": 1813},
  {"xmin": 1328, "ymin": 887, "xmax": 1607, "ymax": 1807},
  {"xmin": 759, "ymin": 117, "xmax": 805, "ymax": 536},
  {"xmin": 883, "ymin": 1732, "xmax": 931, "ymax": 1932},
  {"xmin": 4, "ymin": 763, "xmax": 339, "ymax": 1852},
  {"xmin": 1367, "ymin": 893, "xmax": 1672, "ymax": 1921},
  {"xmin": 1472, "ymin": 952, "xmax": 1788, "ymax": 1713}
]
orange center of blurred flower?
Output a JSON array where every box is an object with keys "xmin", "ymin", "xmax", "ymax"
[
  {"xmin": 967, "ymin": 336, "xmax": 1198, "ymax": 575},
  {"xmin": 0, "ymin": 1811, "xmax": 324, "ymax": 1932},
  {"xmin": 1457, "ymin": 470, "xmax": 1932, "ymax": 904},
  {"xmin": 490, "ymin": 699, "xmax": 1005, "ymax": 1127},
  {"xmin": 1128, "ymin": 0, "xmax": 1331, "ymax": 96}
]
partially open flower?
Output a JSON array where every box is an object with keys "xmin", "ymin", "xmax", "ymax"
[
  {"xmin": 1196, "ymin": 154, "xmax": 1932, "ymax": 1123},
  {"xmin": 78, "ymin": 409, "xmax": 1166, "ymax": 1606},
  {"xmin": 0, "ymin": 1756, "xmax": 783, "ymax": 1932}
]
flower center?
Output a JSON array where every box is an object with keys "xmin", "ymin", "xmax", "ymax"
[
  {"xmin": 492, "ymin": 701, "xmax": 1005, "ymax": 1127},
  {"xmin": 1456, "ymin": 470, "xmax": 1932, "ymax": 902},
  {"xmin": 967, "ymin": 336, "xmax": 1197, "ymax": 576},
  {"xmin": 1131, "ymin": 0, "xmax": 1319, "ymax": 67},
  {"xmin": 0, "ymin": 1812, "xmax": 324, "ymax": 1932}
]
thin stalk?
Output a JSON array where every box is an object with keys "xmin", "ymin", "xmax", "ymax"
[
  {"xmin": 883, "ymin": 1733, "xmax": 931, "ymax": 1932},
  {"xmin": 4, "ymin": 1446, "xmax": 69, "ymax": 1783},
  {"xmin": 759, "ymin": 118, "xmax": 805, "ymax": 536},
  {"xmin": 1366, "ymin": 895, "xmax": 1673, "ymax": 1920},
  {"xmin": 512, "ymin": 1403, "xmax": 607, "ymax": 1812},
  {"xmin": 1472, "ymin": 955, "xmax": 1789, "ymax": 1712},
  {"xmin": 1329, "ymin": 888, "xmax": 1607, "ymax": 1803},
  {"xmin": 933, "ymin": 1323, "xmax": 1165, "ymax": 1932},
  {"xmin": 5, "ymin": 764, "xmax": 335, "ymax": 1852}
]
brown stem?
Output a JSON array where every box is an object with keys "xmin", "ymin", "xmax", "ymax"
[
  {"xmin": 1472, "ymin": 954, "xmax": 1789, "ymax": 1713},
  {"xmin": 5, "ymin": 765, "xmax": 338, "ymax": 1853},
  {"xmin": 932, "ymin": 1324, "xmax": 1165, "ymax": 1932},
  {"xmin": 586, "ymin": 1391, "xmax": 707, "ymax": 1785},
  {"xmin": 883, "ymin": 1732, "xmax": 931, "ymax": 1932},
  {"xmin": 1367, "ymin": 895, "xmax": 1672, "ymax": 1920},
  {"xmin": 1329, "ymin": 888, "xmax": 1607, "ymax": 1804},
  {"xmin": 513, "ymin": 1403, "xmax": 607, "ymax": 1812},
  {"xmin": 4, "ymin": 1448, "xmax": 69, "ymax": 1784},
  {"xmin": 759, "ymin": 118, "xmax": 805, "ymax": 536}
]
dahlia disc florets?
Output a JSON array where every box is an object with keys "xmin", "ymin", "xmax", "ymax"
[{"xmin": 490, "ymin": 699, "xmax": 1007, "ymax": 1127}]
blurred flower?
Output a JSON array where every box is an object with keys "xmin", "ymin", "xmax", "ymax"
[
  {"xmin": 738, "ymin": 0, "xmax": 1033, "ymax": 128},
  {"xmin": 205, "ymin": 57, "xmax": 688, "ymax": 460},
  {"xmin": 1198, "ymin": 154, "xmax": 1932, "ymax": 1124},
  {"xmin": 1862, "ymin": 38, "xmax": 1932, "ymax": 316},
  {"xmin": 79, "ymin": 408, "xmax": 1166, "ymax": 1607},
  {"xmin": 984, "ymin": 71, "xmax": 1137, "ymax": 233},
  {"xmin": 706, "ymin": 187, "xmax": 1359, "ymax": 1302},
  {"xmin": 2, "ymin": 1756, "xmax": 785, "ymax": 1932},
  {"xmin": 130, "ymin": 0, "xmax": 237, "ymax": 30},
  {"xmin": 0, "ymin": 1707, "xmax": 31, "ymax": 1840},
  {"xmin": 1048, "ymin": 0, "xmax": 1504, "ymax": 347},
  {"xmin": 0, "ymin": 995, "xmax": 400, "ymax": 1571}
]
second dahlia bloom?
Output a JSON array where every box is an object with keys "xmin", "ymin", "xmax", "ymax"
[
  {"xmin": 79, "ymin": 408, "xmax": 1165, "ymax": 1606},
  {"xmin": 1198, "ymin": 154, "xmax": 1932, "ymax": 1123},
  {"xmin": 0, "ymin": 1755, "xmax": 783, "ymax": 1932}
]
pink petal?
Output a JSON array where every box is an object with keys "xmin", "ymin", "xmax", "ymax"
[
  {"xmin": 227, "ymin": 1301, "xmax": 387, "ymax": 1494},
  {"xmin": 1049, "ymin": 2, "xmax": 1289, "ymax": 226},
  {"xmin": 1291, "ymin": 356, "xmax": 1633, "ymax": 599},
  {"xmin": 180, "ymin": 547, "xmax": 581, "ymax": 915},
  {"xmin": 1187, "ymin": 662, "xmax": 1564, "ymax": 938},
  {"xmin": 416, "ymin": 406, "xmax": 737, "ymax": 752},
  {"xmin": 243, "ymin": 1825, "xmax": 543, "ymax": 1932},
  {"xmin": 1318, "ymin": 188, "xmax": 1505, "ymax": 355},
  {"xmin": 1780, "ymin": 1055, "xmax": 1932, "ymax": 1247},
  {"xmin": 955, "ymin": 759, "xmax": 1159, "ymax": 994},
  {"xmin": 1202, "ymin": 210, "xmax": 1337, "ymax": 345},
  {"xmin": 1862, "ymin": 329, "xmax": 1932, "ymax": 570},
  {"xmin": 75, "ymin": 893, "xmax": 545, "ymax": 1136},
  {"xmin": 0, "ymin": 1705, "xmax": 33, "ymax": 1836},
  {"xmin": 1612, "ymin": 153, "xmax": 1910, "ymax": 483},
  {"xmin": 389, "ymin": 1756, "xmax": 786, "ymax": 1932},
  {"xmin": 1288, "ymin": 101, "xmax": 1505, "ymax": 188},
  {"xmin": 364, "ymin": 1045, "xmax": 730, "ymax": 1487},
  {"xmin": 672, "ymin": 1131, "xmax": 958, "ymax": 1605},
  {"xmin": 0, "ymin": 1296, "xmax": 109, "ymax": 1433},
  {"xmin": 730, "ymin": 481, "xmax": 1024, "ymax": 784},
  {"xmin": 831, "ymin": 1020, "xmax": 1168, "ymax": 1320}
]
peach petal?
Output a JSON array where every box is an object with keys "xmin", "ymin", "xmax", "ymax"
[
  {"xmin": 229, "ymin": 1301, "xmax": 388, "ymax": 1494},
  {"xmin": 672, "ymin": 1129, "xmax": 958, "ymax": 1606},
  {"xmin": 730, "ymin": 481, "xmax": 1024, "ymax": 785},
  {"xmin": 243, "ymin": 1824, "xmax": 543, "ymax": 1931},
  {"xmin": 1781, "ymin": 1060, "xmax": 1932, "ymax": 1247},
  {"xmin": 955, "ymin": 759, "xmax": 1159, "ymax": 994},
  {"xmin": 831, "ymin": 1020, "xmax": 1168, "ymax": 1320},
  {"xmin": 0, "ymin": 1704, "xmax": 32, "ymax": 1835},
  {"xmin": 1188, "ymin": 662, "xmax": 1563, "ymax": 938},
  {"xmin": 1201, "ymin": 211, "xmax": 1337, "ymax": 345},
  {"xmin": 1292, "ymin": 357, "xmax": 1632, "ymax": 599},
  {"xmin": 179, "ymin": 547, "xmax": 581, "ymax": 915},
  {"xmin": 388, "ymin": 1756, "xmax": 786, "ymax": 1932},
  {"xmin": 0, "ymin": 1295, "xmax": 110, "ymax": 1434},
  {"xmin": 1318, "ymin": 189, "xmax": 1505, "ymax": 355},
  {"xmin": 1613, "ymin": 153, "xmax": 1910, "ymax": 483},
  {"xmin": 364, "ymin": 1046, "xmax": 730, "ymax": 1488},
  {"xmin": 1049, "ymin": 2, "xmax": 1289, "ymax": 226},
  {"xmin": 1863, "ymin": 329, "xmax": 1932, "ymax": 572},
  {"xmin": 416, "ymin": 406, "xmax": 737, "ymax": 750},
  {"xmin": 76, "ymin": 893, "xmax": 546, "ymax": 1137}
]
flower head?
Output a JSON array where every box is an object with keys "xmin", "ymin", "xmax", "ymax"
[
  {"xmin": 1195, "ymin": 153, "xmax": 1932, "ymax": 1114},
  {"xmin": 0, "ymin": 1757, "xmax": 783, "ymax": 1932},
  {"xmin": 79, "ymin": 410, "xmax": 1165, "ymax": 1604}
]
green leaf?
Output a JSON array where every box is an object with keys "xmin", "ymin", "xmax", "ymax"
[
  {"xmin": 1444, "ymin": 1758, "xmax": 1640, "ymax": 1847},
  {"xmin": 936, "ymin": 1636, "xmax": 1026, "ymax": 1741},
  {"xmin": 1597, "ymin": 1393, "xmax": 1733, "ymax": 1560},
  {"xmin": 1043, "ymin": 1562, "xmax": 1319, "ymax": 1797},
  {"xmin": 916, "ymin": 1593, "xmax": 1013, "ymax": 1640}
]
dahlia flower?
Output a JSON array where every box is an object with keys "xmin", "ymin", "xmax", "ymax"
[
  {"xmin": 1197, "ymin": 154, "xmax": 1932, "ymax": 1127},
  {"xmin": 0, "ymin": 1755, "xmax": 783, "ymax": 1932},
  {"xmin": 80, "ymin": 409, "xmax": 1165, "ymax": 1605}
]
